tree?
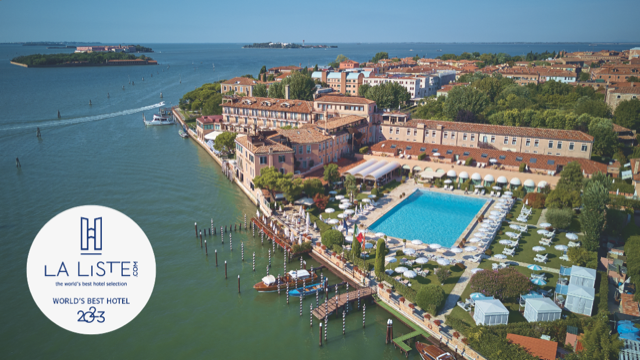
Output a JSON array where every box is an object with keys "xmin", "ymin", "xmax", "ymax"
[
  {"xmin": 443, "ymin": 86, "xmax": 489, "ymax": 120},
  {"xmin": 253, "ymin": 166, "xmax": 291, "ymax": 200},
  {"xmin": 435, "ymin": 267, "xmax": 451, "ymax": 284},
  {"xmin": 351, "ymin": 235, "xmax": 361, "ymax": 259},
  {"xmin": 202, "ymin": 93, "xmax": 223, "ymax": 115},
  {"xmin": 370, "ymin": 52, "xmax": 389, "ymax": 63},
  {"xmin": 358, "ymin": 83, "xmax": 371, "ymax": 97},
  {"xmin": 580, "ymin": 180, "xmax": 609, "ymax": 251},
  {"xmin": 576, "ymin": 312, "xmax": 623, "ymax": 360},
  {"xmin": 303, "ymin": 178, "xmax": 324, "ymax": 198},
  {"xmin": 268, "ymin": 81, "xmax": 283, "ymax": 98},
  {"xmin": 469, "ymin": 267, "xmax": 532, "ymax": 301},
  {"xmin": 329, "ymin": 54, "xmax": 349, "ymax": 68},
  {"xmin": 344, "ymin": 174, "xmax": 357, "ymax": 198},
  {"xmin": 213, "ymin": 132, "xmax": 237, "ymax": 154},
  {"xmin": 614, "ymin": 99, "xmax": 640, "ymax": 131},
  {"xmin": 253, "ymin": 83, "xmax": 268, "ymax": 97},
  {"xmin": 473, "ymin": 77, "xmax": 503, "ymax": 102},
  {"xmin": 415, "ymin": 285, "xmax": 446, "ymax": 315},
  {"xmin": 579, "ymin": 72, "xmax": 591, "ymax": 82},
  {"xmin": 323, "ymin": 163, "xmax": 340, "ymax": 186},
  {"xmin": 321, "ymin": 229, "xmax": 344, "ymax": 248},
  {"xmin": 568, "ymin": 247, "xmax": 598, "ymax": 268},
  {"xmin": 575, "ymin": 96, "xmax": 611, "ymax": 118},
  {"xmin": 279, "ymin": 177, "xmax": 302, "ymax": 202},
  {"xmin": 313, "ymin": 64, "xmax": 318, "ymax": 71},
  {"xmin": 544, "ymin": 208, "xmax": 573, "ymax": 229},
  {"xmin": 281, "ymin": 71, "xmax": 316, "ymax": 100},
  {"xmin": 313, "ymin": 193, "xmax": 329, "ymax": 210},
  {"xmin": 557, "ymin": 161, "xmax": 584, "ymax": 193},
  {"xmin": 375, "ymin": 238, "xmax": 386, "ymax": 276},
  {"xmin": 364, "ymin": 82, "xmax": 410, "ymax": 109},
  {"xmin": 259, "ymin": 65, "xmax": 267, "ymax": 74},
  {"xmin": 589, "ymin": 118, "xmax": 619, "ymax": 157},
  {"xmin": 546, "ymin": 189, "xmax": 581, "ymax": 209}
]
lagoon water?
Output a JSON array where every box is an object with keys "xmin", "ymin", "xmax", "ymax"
[{"xmin": 0, "ymin": 42, "xmax": 632, "ymax": 358}]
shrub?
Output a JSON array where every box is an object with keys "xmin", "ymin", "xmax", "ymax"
[
  {"xmin": 523, "ymin": 193, "xmax": 546, "ymax": 209},
  {"xmin": 469, "ymin": 267, "xmax": 532, "ymax": 301},
  {"xmin": 332, "ymin": 244, "xmax": 343, "ymax": 254},
  {"xmin": 359, "ymin": 146, "xmax": 369, "ymax": 154},
  {"xmin": 402, "ymin": 176, "xmax": 406, "ymax": 183},
  {"xmin": 313, "ymin": 193, "xmax": 329, "ymax": 210},
  {"xmin": 512, "ymin": 186, "xmax": 525, "ymax": 199},
  {"xmin": 371, "ymin": 188, "xmax": 379, "ymax": 197},
  {"xmin": 568, "ymin": 247, "xmax": 598, "ymax": 268},
  {"xmin": 519, "ymin": 163, "xmax": 526, "ymax": 172},
  {"xmin": 461, "ymin": 179, "xmax": 472, "ymax": 191},
  {"xmin": 465, "ymin": 157, "xmax": 474, "ymax": 166},
  {"xmin": 396, "ymin": 250, "xmax": 404, "ymax": 256},
  {"xmin": 485, "ymin": 249, "xmax": 493, "ymax": 256},
  {"xmin": 291, "ymin": 242, "xmax": 312, "ymax": 253},
  {"xmin": 435, "ymin": 267, "xmax": 451, "ymax": 284},
  {"xmin": 418, "ymin": 152, "xmax": 426, "ymax": 160},
  {"xmin": 415, "ymin": 284, "xmax": 446, "ymax": 315},
  {"xmin": 321, "ymin": 229, "xmax": 345, "ymax": 248},
  {"xmin": 545, "ymin": 208, "xmax": 573, "ymax": 229},
  {"xmin": 598, "ymin": 271, "xmax": 609, "ymax": 314}
]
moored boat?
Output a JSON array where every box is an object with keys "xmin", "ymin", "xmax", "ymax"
[
  {"xmin": 253, "ymin": 269, "xmax": 318, "ymax": 292},
  {"xmin": 144, "ymin": 112, "xmax": 175, "ymax": 126},
  {"xmin": 416, "ymin": 342, "xmax": 454, "ymax": 360},
  {"xmin": 289, "ymin": 278, "xmax": 327, "ymax": 297}
]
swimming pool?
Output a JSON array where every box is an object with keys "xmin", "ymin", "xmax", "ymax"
[{"xmin": 368, "ymin": 189, "xmax": 488, "ymax": 247}]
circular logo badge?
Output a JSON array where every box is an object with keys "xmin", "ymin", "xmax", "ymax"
[{"xmin": 26, "ymin": 205, "xmax": 156, "ymax": 335}]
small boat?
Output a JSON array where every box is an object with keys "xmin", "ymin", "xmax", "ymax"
[
  {"xmin": 416, "ymin": 342, "xmax": 454, "ymax": 360},
  {"xmin": 254, "ymin": 270, "xmax": 318, "ymax": 292},
  {"xmin": 179, "ymin": 129, "xmax": 189, "ymax": 138},
  {"xmin": 143, "ymin": 112, "xmax": 174, "ymax": 126},
  {"xmin": 289, "ymin": 279, "xmax": 327, "ymax": 297}
]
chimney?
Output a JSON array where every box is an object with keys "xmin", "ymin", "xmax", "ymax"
[{"xmin": 285, "ymin": 85, "xmax": 290, "ymax": 100}]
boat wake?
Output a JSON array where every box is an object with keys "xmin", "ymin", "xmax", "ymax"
[{"xmin": 0, "ymin": 102, "xmax": 166, "ymax": 132}]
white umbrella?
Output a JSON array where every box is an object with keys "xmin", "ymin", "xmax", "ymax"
[
  {"xmin": 385, "ymin": 269, "xmax": 394, "ymax": 275},
  {"xmin": 375, "ymin": 232, "xmax": 385, "ymax": 238},
  {"xmin": 532, "ymin": 246, "xmax": 546, "ymax": 252},
  {"xmin": 566, "ymin": 233, "xmax": 578, "ymax": 240},
  {"xmin": 345, "ymin": 235, "xmax": 354, "ymax": 242},
  {"xmin": 335, "ymin": 195, "xmax": 345, "ymax": 200},
  {"xmin": 364, "ymin": 242, "xmax": 373, "ymax": 249},
  {"xmin": 385, "ymin": 257, "xmax": 397, "ymax": 263},
  {"xmin": 362, "ymin": 198, "xmax": 371, "ymax": 203},
  {"xmin": 499, "ymin": 239, "xmax": 513, "ymax": 245},
  {"xmin": 494, "ymin": 205, "xmax": 505, "ymax": 209},
  {"xmin": 338, "ymin": 213, "xmax": 347, "ymax": 219},
  {"xmin": 536, "ymin": 229, "xmax": 548, "ymax": 235},
  {"xmin": 540, "ymin": 223, "xmax": 552, "ymax": 228},
  {"xmin": 488, "ymin": 215, "xmax": 500, "ymax": 220},
  {"xmin": 504, "ymin": 191, "xmax": 513, "ymax": 196},
  {"xmin": 480, "ymin": 223, "xmax": 493, "ymax": 229},
  {"xmin": 464, "ymin": 246, "xmax": 477, "ymax": 252},
  {"xmin": 314, "ymin": 223, "xmax": 317, "ymax": 230},
  {"xmin": 340, "ymin": 198, "xmax": 350, "ymax": 203},
  {"xmin": 415, "ymin": 257, "xmax": 429, "ymax": 264},
  {"xmin": 404, "ymin": 248, "xmax": 417, "ymax": 255},
  {"xmin": 509, "ymin": 224, "xmax": 521, "ymax": 231},
  {"xmin": 437, "ymin": 258, "xmax": 450, "ymax": 266},
  {"xmin": 433, "ymin": 152, "xmax": 441, "ymax": 157},
  {"xmin": 394, "ymin": 266, "xmax": 409, "ymax": 273},
  {"xmin": 429, "ymin": 244, "xmax": 442, "ymax": 250},
  {"xmin": 494, "ymin": 254, "xmax": 507, "ymax": 259},
  {"xmin": 403, "ymin": 270, "xmax": 417, "ymax": 279},
  {"xmin": 339, "ymin": 204, "xmax": 350, "ymax": 210},
  {"xmin": 344, "ymin": 209, "xmax": 355, "ymax": 215},
  {"xmin": 327, "ymin": 219, "xmax": 339, "ymax": 225},
  {"xmin": 555, "ymin": 245, "xmax": 568, "ymax": 251},
  {"xmin": 505, "ymin": 232, "xmax": 519, "ymax": 238},
  {"xmin": 469, "ymin": 237, "xmax": 481, "ymax": 243},
  {"xmin": 348, "ymin": 228, "xmax": 354, "ymax": 234},
  {"xmin": 437, "ymin": 247, "xmax": 449, "ymax": 253},
  {"xmin": 368, "ymin": 194, "xmax": 377, "ymax": 199},
  {"xmin": 325, "ymin": 208, "xmax": 335, "ymax": 213},
  {"xmin": 501, "ymin": 194, "xmax": 511, "ymax": 198},
  {"xmin": 471, "ymin": 268, "xmax": 484, "ymax": 274},
  {"xmin": 256, "ymin": 210, "xmax": 260, "ymax": 217},
  {"xmin": 492, "ymin": 186, "xmax": 502, "ymax": 191},
  {"xmin": 490, "ymin": 211, "xmax": 501, "ymax": 216},
  {"xmin": 444, "ymin": 179, "xmax": 452, "ymax": 184},
  {"xmin": 411, "ymin": 240, "xmax": 423, "ymax": 245},
  {"xmin": 450, "ymin": 248, "xmax": 463, "ymax": 254}
]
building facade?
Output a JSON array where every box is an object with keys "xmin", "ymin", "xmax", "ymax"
[
  {"xmin": 196, "ymin": 115, "xmax": 224, "ymax": 141},
  {"xmin": 606, "ymin": 85, "xmax": 640, "ymax": 111}
]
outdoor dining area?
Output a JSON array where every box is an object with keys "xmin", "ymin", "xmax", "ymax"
[{"xmin": 319, "ymin": 192, "xmax": 379, "ymax": 235}]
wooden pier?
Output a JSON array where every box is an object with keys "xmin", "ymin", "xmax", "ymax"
[
  {"xmin": 312, "ymin": 287, "xmax": 374, "ymax": 319},
  {"xmin": 251, "ymin": 217, "xmax": 294, "ymax": 254}
]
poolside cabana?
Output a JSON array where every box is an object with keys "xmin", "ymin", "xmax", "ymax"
[
  {"xmin": 537, "ymin": 181, "xmax": 548, "ymax": 193},
  {"xmin": 401, "ymin": 164, "xmax": 412, "ymax": 176},
  {"xmin": 447, "ymin": 169, "xmax": 457, "ymax": 181},
  {"xmin": 473, "ymin": 299, "xmax": 509, "ymax": 326},
  {"xmin": 483, "ymin": 174, "xmax": 495, "ymax": 187},
  {"xmin": 569, "ymin": 266, "xmax": 596, "ymax": 288},
  {"xmin": 565, "ymin": 284, "xmax": 595, "ymax": 316},
  {"xmin": 366, "ymin": 162, "xmax": 401, "ymax": 187},
  {"xmin": 419, "ymin": 170, "xmax": 445, "ymax": 182},
  {"xmin": 509, "ymin": 177, "xmax": 521, "ymax": 191},
  {"xmin": 524, "ymin": 297, "xmax": 562, "ymax": 323},
  {"xmin": 459, "ymin": 171, "xmax": 469, "ymax": 184},
  {"xmin": 471, "ymin": 173, "xmax": 482, "ymax": 186},
  {"xmin": 524, "ymin": 179, "xmax": 536, "ymax": 193},
  {"xmin": 496, "ymin": 176, "xmax": 508, "ymax": 188},
  {"xmin": 412, "ymin": 166, "xmax": 422, "ymax": 175}
]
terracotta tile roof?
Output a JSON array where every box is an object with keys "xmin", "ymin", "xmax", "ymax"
[
  {"xmin": 235, "ymin": 134, "xmax": 293, "ymax": 154},
  {"xmin": 197, "ymin": 115, "xmax": 224, "ymax": 124},
  {"xmin": 610, "ymin": 86, "xmax": 640, "ymax": 95},
  {"xmin": 506, "ymin": 334, "xmax": 558, "ymax": 360},
  {"xmin": 318, "ymin": 115, "xmax": 367, "ymax": 130},
  {"xmin": 314, "ymin": 94, "xmax": 375, "ymax": 105},
  {"xmin": 269, "ymin": 65, "xmax": 301, "ymax": 72},
  {"xmin": 222, "ymin": 96, "xmax": 314, "ymax": 114},
  {"xmin": 270, "ymin": 128, "xmax": 330, "ymax": 144},
  {"xmin": 406, "ymin": 119, "xmax": 594, "ymax": 142},
  {"xmin": 621, "ymin": 293, "xmax": 640, "ymax": 316},
  {"xmin": 222, "ymin": 77, "xmax": 258, "ymax": 86},
  {"xmin": 537, "ymin": 69, "xmax": 577, "ymax": 78},
  {"xmin": 613, "ymin": 123, "xmax": 633, "ymax": 132},
  {"xmin": 370, "ymin": 140, "xmax": 608, "ymax": 175}
]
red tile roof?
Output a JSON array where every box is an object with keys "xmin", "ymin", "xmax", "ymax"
[
  {"xmin": 370, "ymin": 140, "xmax": 608, "ymax": 175},
  {"xmin": 406, "ymin": 119, "xmax": 594, "ymax": 142},
  {"xmin": 610, "ymin": 86, "xmax": 640, "ymax": 95},
  {"xmin": 235, "ymin": 135, "xmax": 293, "ymax": 155},
  {"xmin": 222, "ymin": 96, "xmax": 314, "ymax": 114},
  {"xmin": 269, "ymin": 128, "xmax": 331, "ymax": 144},
  {"xmin": 197, "ymin": 115, "xmax": 223, "ymax": 123},
  {"xmin": 621, "ymin": 293, "xmax": 640, "ymax": 316},
  {"xmin": 222, "ymin": 77, "xmax": 259, "ymax": 86},
  {"xmin": 314, "ymin": 94, "xmax": 375, "ymax": 105},
  {"xmin": 506, "ymin": 334, "xmax": 558, "ymax": 360}
]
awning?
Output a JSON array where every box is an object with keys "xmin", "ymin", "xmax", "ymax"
[
  {"xmin": 357, "ymin": 161, "xmax": 388, "ymax": 178},
  {"xmin": 447, "ymin": 170, "xmax": 457, "ymax": 177},
  {"xmin": 294, "ymin": 197, "xmax": 314, "ymax": 206},
  {"xmin": 204, "ymin": 131, "xmax": 223, "ymax": 141},
  {"xmin": 524, "ymin": 179, "xmax": 535, "ymax": 187},
  {"xmin": 402, "ymin": 164, "xmax": 411, "ymax": 170},
  {"xmin": 471, "ymin": 173, "xmax": 482, "ymax": 181},
  {"xmin": 367, "ymin": 162, "xmax": 401, "ymax": 180},
  {"xmin": 538, "ymin": 181, "xmax": 548, "ymax": 188},
  {"xmin": 510, "ymin": 177, "xmax": 521, "ymax": 186},
  {"xmin": 484, "ymin": 174, "xmax": 495, "ymax": 182},
  {"xmin": 420, "ymin": 170, "xmax": 446, "ymax": 179},
  {"xmin": 459, "ymin": 171, "xmax": 469, "ymax": 179},
  {"xmin": 343, "ymin": 159, "xmax": 377, "ymax": 176},
  {"xmin": 497, "ymin": 176, "xmax": 508, "ymax": 184},
  {"xmin": 413, "ymin": 166, "xmax": 422, "ymax": 172}
]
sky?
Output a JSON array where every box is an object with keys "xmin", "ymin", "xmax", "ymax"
[{"xmin": 1, "ymin": 0, "xmax": 639, "ymax": 43}]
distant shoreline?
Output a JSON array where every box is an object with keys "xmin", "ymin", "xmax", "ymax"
[{"xmin": 10, "ymin": 60, "xmax": 158, "ymax": 68}]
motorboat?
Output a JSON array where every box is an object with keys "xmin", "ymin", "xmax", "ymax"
[
  {"xmin": 289, "ymin": 278, "xmax": 327, "ymax": 297},
  {"xmin": 253, "ymin": 269, "xmax": 318, "ymax": 292},
  {"xmin": 143, "ymin": 112, "xmax": 174, "ymax": 126},
  {"xmin": 416, "ymin": 342, "xmax": 454, "ymax": 360}
]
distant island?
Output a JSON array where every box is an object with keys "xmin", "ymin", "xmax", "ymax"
[
  {"xmin": 243, "ymin": 42, "xmax": 337, "ymax": 49},
  {"xmin": 10, "ymin": 52, "xmax": 157, "ymax": 68}
]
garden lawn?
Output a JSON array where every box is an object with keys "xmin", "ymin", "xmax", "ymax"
[
  {"xmin": 508, "ymin": 199, "xmax": 542, "ymax": 225},
  {"xmin": 447, "ymin": 260, "xmax": 560, "ymax": 333},
  {"xmin": 383, "ymin": 255, "xmax": 465, "ymax": 298},
  {"xmin": 488, "ymin": 220, "xmax": 581, "ymax": 269}
]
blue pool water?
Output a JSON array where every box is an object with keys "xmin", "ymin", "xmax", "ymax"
[{"xmin": 369, "ymin": 189, "xmax": 487, "ymax": 246}]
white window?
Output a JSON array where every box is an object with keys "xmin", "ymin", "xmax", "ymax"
[
  {"xmin": 432, "ymin": 131, "xmax": 436, "ymax": 137},
  {"xmin": 443, "ymin": 131, "xmax": 448, "ymax": 139},
  {"xmin": 525, "ymin": 138, "xmax": 530, "ymax": 147},
  {"xmin": 463, "ymin": 133, "xmax": 467, "ymax": 141},
  {"xmin": 534, "ymin": 140, "xmax": 539, "ymax": 147},
  {"xmin": 470, "ymin": 134, "xmax": 475, "ymax": 141},
  {"xmin": 503, "ymin": 136, "xmax": 508, "ymax": 145},
  {"xmin": 512, "ymin": 137, "xmax": 517, "ymax": 145}
]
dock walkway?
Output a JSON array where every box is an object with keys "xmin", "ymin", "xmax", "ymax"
[
  {"xmin": 251, "ymin": 217, "xmax": 294, "ymax": 254},
  {"xmin": 312, "ymin": 287, "xmax": 374, "ymax": 319}
]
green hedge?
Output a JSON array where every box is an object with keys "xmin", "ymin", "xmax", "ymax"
[
  {"xmin": 359, "ymin": 146, "xmax": 369, "ymax": 154},
  {"xmin": 379, "ymin": 273, "xmax": 417, "ymax": 303}
]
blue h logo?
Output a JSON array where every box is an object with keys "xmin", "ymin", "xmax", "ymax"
[{"xmin": 81, "ymin": 217, "xmax": 102, "ymax": 255}]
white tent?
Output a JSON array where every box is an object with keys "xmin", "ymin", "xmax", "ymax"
[
  {"xmin": 496, "ymin": 176, "xmax": 508, "ymax": 184},
  {"xmin": 565, "ymin": 284, "xmax": 595, "ymax": 316},
  {"xmin": 473, "ymin": 299, "xmax": 509, "ymax": 326},
  {"xmin": 204, "ymin": 131, "xmax": 223, "ymax": 141},
  {"xmin": 342, "ymin": 159, "xmax": 377, "ymax": 176},
  {"xmin": 569, "ymin": 265, "xmax": 597, "ymax": 288},
  {"xmin": 447, "ymin": 169, "xmax": 457, "ymax": 178},
  {"xmin": 524, "ymin": 297, "xmax": 562, "ymax": 323}
]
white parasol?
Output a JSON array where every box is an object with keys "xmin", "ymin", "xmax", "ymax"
[
  {"xmin": 464, "ymin": 246, "xmax": 477, "ymax": 252},
  {"xmin": 429, "ymin": 244, "xmax": 442, "ymax": 250},
  {"xmin": 411, "ymin": 240, "xmax": 423, "ymax": 245},
  {"xmin": 394, "ymin": 266, "xmax": 408, "ymax": 273},
  {"xmin": 403, "ymin": 270, "xmax": 417, "ymax": 279},
  {"xmin": 437, "ymin": 258, "xmax": 450, "ymax": 266},
  {"xmin": 532, "ymin": 246, "xmax": 546, "ymax": 252},
  {"xmin": 325, "ymin": 208, "xmax": 335, "ymax": 213}
]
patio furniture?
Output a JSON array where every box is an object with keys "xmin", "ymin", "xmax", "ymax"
[
  {"xmin": 502, "ymin": 248, "xmax": 516, "ymax": 257},
  {"xmin": 559, "ymin": 254, "xmax": 570, "ymax": 261},
  {"xmin": 568, "ymin": 241, "xmax": 581, "ymax": 247},
  {"xmin": 539, "ymin": 238, "xmax": 552, "ymax": 246}
]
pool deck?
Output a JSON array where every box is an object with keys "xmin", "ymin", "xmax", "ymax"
[{"xmin": 360, "ymin": 180, "xmax": 492, "ymax": 251}]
